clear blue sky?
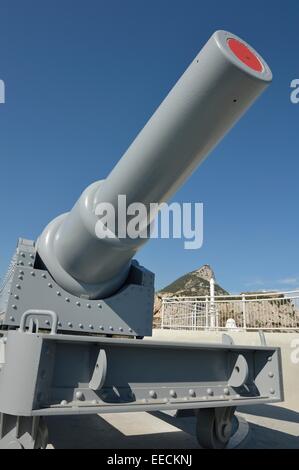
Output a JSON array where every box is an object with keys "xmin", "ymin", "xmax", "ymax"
[{"xmin": 0, "ymin": 0, "xmax": 298, "ymax": 293}]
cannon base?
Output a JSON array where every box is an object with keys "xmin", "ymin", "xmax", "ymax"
[
  {"xmin": 0, "ymin": 238, "xmax": 155, "ymax": 338},
  {"xmin": 0, "ymin": 323, "xmax": 283, "ymax": 448}
]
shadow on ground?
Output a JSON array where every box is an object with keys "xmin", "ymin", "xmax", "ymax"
[{"xmin": 46, "ymin": 405, "xmax": 299, "ymax": 449}]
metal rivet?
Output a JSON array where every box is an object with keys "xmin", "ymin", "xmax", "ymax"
[
  {"xmin": 19, "ymin": 270, "xmax": 24, "ymax": 275},
  {"xmin": 268, "ymin": 372, "xmax": 274, "ymax": 378},
  {"xmin": 129, "ymin": 328, "xmax": 133, "ymax": 333},
  {"xmin": 58, "ymin": 322, "xmax": 62, "ymax": 327},
  {"xmin": 92, "ymin": 400, "xmax": 98, "ymax": 405},
  {"xmin": 169, "ymin": 390, "xmax": 177, "ymax": 398},
  {"xmin": 268, "ymin": 357, "xmax": 273, "ymax": 362},
  {"xmin": 207, "ymin": 389, "xmax": 214, "ymax": 396},
  {"xmin": 87, "ymin": 304, "xmax": 91, "ymax": 309},
  {"xmin": 60, "ymin": 400, "xmax": 68, "ymax": 406},
  {"xmin": 270, "ymin": 389, "xmax": 275, "ymax": 395},
  {"xmin": 42, "ymin": 274, "xmax": 47, "ymax": 279},
  {"xmin": 99, "ymin": 326, "xmax": 104, "ymax": 330},
  {"xmin": 76, "ymin": 302, "xmax": 81, "ymax": 307},
  {"xmin": 68, "ymin": 322, "xmax": 73, "ymax": 328},
  {"xmin": 149, "ymin": 390, "xmax": 157, "ymax": 399},
  {"xmin": 89, "ymin": 325, "xmax": 94, "ymax": 330},
  {"xmin": 189, "ymin": 389, "xmax": 196, "ymax": 397},
  {"xmin": 224, "ymin": 388, "xmax": 230, "ymax": 396},
  {"xmin": 12, "ymin": 305, "xmax": 17, "ymax": 310},
  {"xmin": 30, "ymin": 254, "xmax": 34, "ymax": 259},
  {"xmin": 65, "ymin": 298, "xmax": 70, "ymax": 302},
  {"xmin": 57, "ymin": 291, "xmax": 61, "ymax": 296},
  {"xmin": 9, "ymin": 316, "xmax": 15, "ymax": 321},
  {"xmin": 16, "ymin": 284, "xmax": 21, "ymax": 289},
  {"xmin": 98, "ymin": 304, "xmax": 102, "ymax": 309},
  {"xmin": 31, "ymin": 272, "xmax": 35, "ymax": 276},
  {"xmin": 119, "ymin": 327, "xmax": 123, "ymax": 332},
  {"xmin": 18, "ymin": 275, "xmax": 23, "ymax": 280},
  {"xmin": 45, "ymin": 320, "xmax": 50, "ymax": 326},
  {"xmin": 79, "ymin": 323, "xmax": 83, "ymax": 329},
  {"xmin": 20, "ymin": 253, "xmax": 25, "ymax": 258},
  {"xmin": 14, "ymin": 295, "xmax": 19, "ymax": 300},
  {"xmin": 48, "ymin": 283, "xmax": 53, "ymax": 288},
  {"xmin": 109, "ymin": 326, "xmax": 114, "ymax": 331},
  {"xmin": 28, "ymin": 262, "xmax": 33, "ymax": 267}
]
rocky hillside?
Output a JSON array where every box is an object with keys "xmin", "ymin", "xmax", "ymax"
[{"xmin": 153, "ymin": 265, "xmax": 228, "ymax": 326}]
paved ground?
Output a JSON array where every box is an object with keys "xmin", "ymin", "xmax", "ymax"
[{"xmin": 46, "ymin": 404, "xmax": 299, "ymax": 449}]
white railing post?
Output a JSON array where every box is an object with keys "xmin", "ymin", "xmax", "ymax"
[
  {"xmin": 209, "ymin": 278, "xmax": 216, "ymax": 329},
  {"xmin": 205, "ymin": 296, "xmax": 209, "ymax": 330},
  {"xmin": 161, "ymin": 298, "xmax": 165, "ymax": 330},
  {"xmin": 192, "ymin": 303, "xmax": 197, "ymax": 331},
  {"xmin": 242, "ymin": 294, "xmax": 247, "ymax": 330}
]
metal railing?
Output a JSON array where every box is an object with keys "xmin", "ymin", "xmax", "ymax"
[{"xmin": 160, "ymin": 290, "xmax": 299, "ymax": 332}]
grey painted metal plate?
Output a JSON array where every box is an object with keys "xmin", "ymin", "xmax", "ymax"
[{"xmin": 0, "ymin": 239, "xmax": 154, "ymax": 338}]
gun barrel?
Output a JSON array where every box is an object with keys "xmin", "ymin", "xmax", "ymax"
[{"xmin": 37, "ymin": 31, "xmax": 272, "ymax": 299}]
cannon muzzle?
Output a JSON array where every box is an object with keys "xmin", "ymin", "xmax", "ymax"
[{"xmin": 37, "ymin": 30, "xmax": 272, "ymax": 299}]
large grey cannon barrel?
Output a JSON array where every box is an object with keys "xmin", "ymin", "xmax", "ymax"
[{"xmin": 37, "ymin": 30, "xmax": 272, "ymax": 299}]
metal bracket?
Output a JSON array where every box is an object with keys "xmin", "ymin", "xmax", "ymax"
[
  {"xmin": 19, "ymin": 310, "xmax": 58, "ymax": 335},
  {"xmin": 89, "ymin": 350, "xmax": 107, "ymax": 391}
]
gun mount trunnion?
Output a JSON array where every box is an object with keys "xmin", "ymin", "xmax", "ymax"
[{"xmin": 0, "ymin": 31, "xmax": 283, "ymax": 449}]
